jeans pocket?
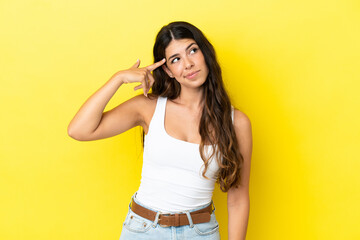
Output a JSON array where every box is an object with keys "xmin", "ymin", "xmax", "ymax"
[
  {"xmin": 123, "ymin": 209, "xmax": 154, "ymax": 233},
  {"xmin": 193, "ymin": 212, "xmax": 219, "ymax": 236}
]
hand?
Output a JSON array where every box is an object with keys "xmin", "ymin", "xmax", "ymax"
[{"xmin": 116, "ymin": 58, "xmax": 166, "ymax": 97}]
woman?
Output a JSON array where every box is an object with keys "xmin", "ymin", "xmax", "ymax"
[{"xmin": 68, "ymin": 21, "xmax": 252, "ymax": 240}]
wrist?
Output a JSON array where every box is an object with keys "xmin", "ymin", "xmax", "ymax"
[{"xmin": 111, "ymin": 71, "xmax": 126, "ymax": 86}]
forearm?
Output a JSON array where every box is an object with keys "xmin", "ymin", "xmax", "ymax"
[
  {"xmin": 228, "ymin": 200, "xmax": 250, "ymax": 240},
  {"xmin": 67, "ymin": 73, "xmax": 124, "ymax": 139}
]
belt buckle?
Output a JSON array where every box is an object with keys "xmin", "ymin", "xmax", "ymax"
[{"xmin": 159, "ymin": 213, "xmax": 171, "ymax": 227}]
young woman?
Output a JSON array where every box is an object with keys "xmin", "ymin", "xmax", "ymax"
[{"xmin": 68, "ymin": 21, "xmax": 252, "ymax": 240}]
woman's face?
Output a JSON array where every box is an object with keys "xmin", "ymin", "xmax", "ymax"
[{"xmin": 162, "ymin": 38, "xmax": 209, "ymax": 90}]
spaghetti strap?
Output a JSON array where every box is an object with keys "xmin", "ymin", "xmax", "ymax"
[
  {"xmin": 231, "ymin": 106, "xmax": 235, "ymax": 123},
  {"xmin": 146, "ymin": 96, "xmax": 167, "ymax": 136}
]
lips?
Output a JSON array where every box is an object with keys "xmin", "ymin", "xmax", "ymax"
[{"xmin": 185, "ymin": 70, "xmax": 200, "ymax": 79}]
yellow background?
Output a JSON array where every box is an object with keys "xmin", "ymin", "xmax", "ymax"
[{"xmin": 1, "ymin": 0, "xmax": 359, "ymax": 239}]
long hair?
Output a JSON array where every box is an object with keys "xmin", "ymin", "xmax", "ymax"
[{"xmin": 146, "ymin": 21, "xmax": 243, "ymax": 192}]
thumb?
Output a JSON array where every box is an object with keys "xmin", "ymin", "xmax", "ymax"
[{"xmin": 131, "ymin": 59, "xmax": 140, "ymax": 68}]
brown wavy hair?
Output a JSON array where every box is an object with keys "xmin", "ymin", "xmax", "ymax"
[{"xmin": 145, "ymin": 21, "xmax": 243, "ymax": 192}]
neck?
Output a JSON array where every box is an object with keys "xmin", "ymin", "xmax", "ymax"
[{"xmin": 174, "ymin": 86, "xmax": 204, "ymax": 109}]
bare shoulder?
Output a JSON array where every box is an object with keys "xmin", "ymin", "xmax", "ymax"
[
  {"xmin": 129, "ymin": 94, "xmax": 158, "ymax": 109},
  {"xmin": 233, "ymin": 109, "xmax": 252, "ymax": 144},
  {"xmin": 129, "ymin": 94, "xmax": 158, "ymax": 132},
  {"xmin": 233, "ymin": 109, "xmax": 252, "ymax": 131},
  {"xmin": 233, "ymin": 109, "xmax": 253, "ymax": 163}
]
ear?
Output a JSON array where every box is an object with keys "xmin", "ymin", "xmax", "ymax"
[{"xmin": 162, "ymin": 65, "xmax": 174, "ymax": 78}]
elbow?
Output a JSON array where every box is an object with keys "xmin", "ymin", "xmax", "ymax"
[
  {"xmin": 67, "ymin": 126, "xmax": 95, "ymax": 141},
  {"xmin": 67, "ymin": 127, "xmax": 78, "ymax": 140},
  {"xmin": 67, "ymin": 125, "xmax": 84, "ymax": 141}
]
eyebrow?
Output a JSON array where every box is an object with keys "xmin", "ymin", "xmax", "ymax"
[{"xmin": 168, "ymin": 42, "xmax": 197, "ymax": 62}]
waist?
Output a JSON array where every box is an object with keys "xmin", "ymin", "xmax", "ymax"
[{"xmin": 130, "ymin": 193, "xmax": 214, "ymax": 227}]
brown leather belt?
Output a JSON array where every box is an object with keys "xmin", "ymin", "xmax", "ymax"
[{"xmin": 130, "ymin": 199, "xmax": 213, "ymax": 227}]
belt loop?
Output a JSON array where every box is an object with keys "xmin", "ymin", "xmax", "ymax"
[
  {"xmin": 184, "ymin": 211, "xmax": 194, "ymax": 228},
  {"xmin": 152, "ymin": 211, "xmax": 160, "ymax": 228},
  {"xmin": 129, "ymin": 193, "xmax": 135, "ymax": 210},
  {"xmin": 131, "ymin": 192, "xmax": 135, "ymax": 205},
  {"xmin": 211, "ymin": 200, "xmax": 216, "ymax": 212}
]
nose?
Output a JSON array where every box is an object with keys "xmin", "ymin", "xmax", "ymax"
[{"xmin": 184, "ymin": 57, "xmax": 194, "ymax": 69}]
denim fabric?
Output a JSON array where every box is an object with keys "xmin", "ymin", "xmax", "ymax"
[{"xmin": 119, "ymin": 193, "xmax": 220, "ymax": 240}]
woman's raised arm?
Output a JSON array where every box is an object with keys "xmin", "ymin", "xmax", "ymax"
[{"xmin": 67, "ymin": 58, "xmax": 165, "ymax": 141}]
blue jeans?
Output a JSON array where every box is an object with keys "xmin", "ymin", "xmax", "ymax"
[{"xmin": 119, "ymin": 193, "xmax": 220, "ymax": 240}]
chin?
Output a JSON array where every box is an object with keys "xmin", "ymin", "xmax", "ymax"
[{"xmin": 184, "ymin": 78, "xmax": 207, "ymax": 89}]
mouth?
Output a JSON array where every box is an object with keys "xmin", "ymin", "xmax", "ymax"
[{"xmin": 185, "ymin": 70, "xmax": 200, "ymax": 79}]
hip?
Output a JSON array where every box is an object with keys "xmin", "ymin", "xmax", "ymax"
[{"xmin": 119, "ymin": 193, "xmax": 220, "ymax": 240}]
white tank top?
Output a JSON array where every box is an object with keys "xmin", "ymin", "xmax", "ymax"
[{"xmin": 135, "ymin": 96, "xmax": 234, "ymax": 213}]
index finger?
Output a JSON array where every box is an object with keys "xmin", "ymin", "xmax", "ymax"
[{"xmin": 146, "ymin": 58, "xmax": 166, "ymax": 71}]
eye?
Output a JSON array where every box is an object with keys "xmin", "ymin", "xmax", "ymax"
[
  {"xmin": 190, "ymin": 47, "xmax": 198, "ymax": 54},
  {"xmin": 171, "ymin": 57, "xmax": 180, "ymax": 64}
]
